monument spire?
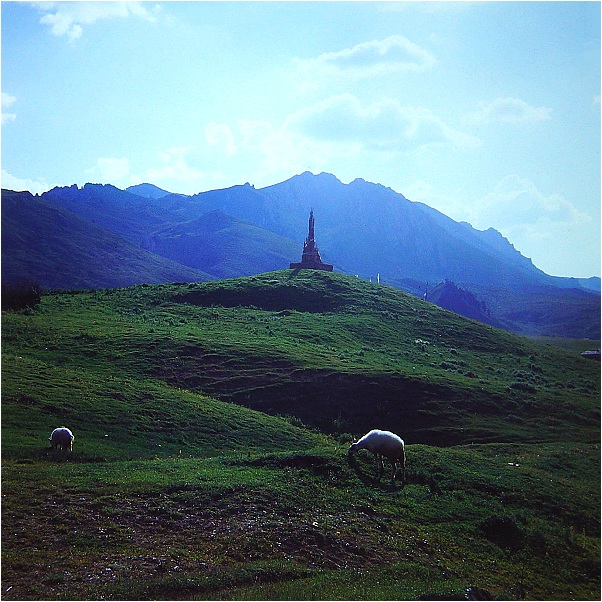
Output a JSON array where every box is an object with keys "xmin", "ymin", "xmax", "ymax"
[
  {"xmin": 308, "ymin": 208, "xmax": 315, "ymax": 244},
  {"xmin": 289, "ymin": 209, "xmax": 333, "ymax": 271}
]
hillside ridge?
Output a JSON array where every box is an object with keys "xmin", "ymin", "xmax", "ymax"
[
  {"xmin": 2, "ymin": 171, "xmax": 599, "ymax": 338},
  {"xmin": 49, "ymin": 269, "xmax": 596, "ymax": 445},
  {"xmin": 2, "ymin": 268, "xmax": 599, "ymax": 600}
]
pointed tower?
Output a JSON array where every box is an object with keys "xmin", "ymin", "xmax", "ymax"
[{"xmin": 290, "ymin": 209, "xmax": 333, "ymax": 271}]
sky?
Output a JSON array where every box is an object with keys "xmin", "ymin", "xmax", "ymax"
[{"xmin": 1, "ymin": 1, "xmax": 600, "ymax": 278}]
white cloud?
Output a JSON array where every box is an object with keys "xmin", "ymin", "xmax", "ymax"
[
  {"xmin": 200, "ymin": 117, "xmax": 348, "ymax": 186},
  {"xmin": 2, "ymin": 92, "xmax": 16, "ymax": 108},
  {"xmin": 85, "ymin": 148, "xmax": 223, "ymax": 194},
  {"xmin": 1, "ymin": 169, "xmax": 51, "ymax": 194},
  {"xmin": 294, "ymin": 35, "xmax": 437, "ymax": 83},
  {"xmin": 464, "ymin": 98, "xmax": 552, "ymax": 126},
  {"xmin": 477, "ymin": 175, "xmax": 582, "ymax": 229},
  {"xmin": 32, "ymin": 1, "xmax": 161, "ymax": 42},
  {"xmin": 403, "ymin": 180, "xmax": 470, "ymax": 222},
  {"xmin": 89, "ymin": 157, "xmax": 131, "ymax": 183},
  {"xmin": 144, "ymin": 146, "xmax": 213, "ymax": 193},
  {"xmin": 242, "ymin": 118, "xmax": 348, "ymax": 178},
  {"xmin": 2, "ymin": 92, "xmax": 17, "ymax": 125},
  {"xmin": 472, "ymin": 176, "xmax": 593, "ymax": 274},
  {"xmin": 199, "ymin": 96, "xmax": 480, "ymax": 188},
  {"xmin": 405, "ymin": 175, "xmax": 596, "ymax": 276},
  {"xmin": 205, "ymin": 122, "xmax": 237, "ymax": 157},
  {"xmin": 285, "ymin": 94, "xmax": 480, "ymax": 151}
]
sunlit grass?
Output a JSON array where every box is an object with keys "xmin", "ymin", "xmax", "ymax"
[{"xmin": 2, "ymin": 271, "xmax": 599, "ymax": 599}]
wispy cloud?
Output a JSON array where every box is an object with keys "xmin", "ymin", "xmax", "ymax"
[
  {"xmin": 294, "ymin": 35, "xmax": 436, "ymax": 83},
  {"xmin": 285, "ymin": 94, "xmax": 480, "ymax": 151},
  {"xmin": 405, "ymin": 173, "xmax": 593, "ymax": 275},
  {"xmin": 205, "ymin": 122, "xmax": 237, "ymax": 158},
  {"xmin": 476, "ymin": 175, "xmax": 594, "ymax": 275},
  {"xmin": 476, "ymin": 174, "xmax": 586, "ymax": 231},
  {"xmin": 88, "ymin": 157, "xmax": 131, "ymax": 183},
  {"xmin": 1, "ymin": 169, "xmax": 50, "ymax": 194},
  {"xmin": 1, "ymin": 92, "xmax": 17, "ymax": 125},
  {"xmin": 464, "ymin": 98, "xmax": 552, "ymax": 126},
  {"xmin": 201, "ymin": 95, "xmax": 480, "ymax": 187},
  {"xmin": 32, "ymin": 1, "xmax": 161, "ymax": 42},
  {"xmin": 86, "ymin": 148, "xmax": 216, "ymax": 193},
  {"xmin": 145, "ymin": 146, "xmax": 213, "ymax": 193}
]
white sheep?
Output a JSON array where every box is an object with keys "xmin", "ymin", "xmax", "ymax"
[
  {"xmin": 49, "ymin": 427, "xmax": 74, "ymax": 452},
  {"xmin": 348, "ymin": 429, "xmax": 406, "ymax": 483}
]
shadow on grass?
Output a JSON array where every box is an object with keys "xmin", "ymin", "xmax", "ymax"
[
  {"xmin": 6, "ymin": 447, "xmax": 109, "ymax": 464},
  {"xmin": 347, "ymin": 454, "xmax": 406, "ymax": 492}
]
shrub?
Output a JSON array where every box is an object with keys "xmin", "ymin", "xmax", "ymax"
[
  {"xmin": 1, "ymin": 280, "xmax": 41, "ymax": 311},
  {"xmin": 479, "ymin": 514, "xmax": 525, "ymax": 550},
  {"xmin": 508, "ymin": 382, "xmax": 538, "ymax": 394}
]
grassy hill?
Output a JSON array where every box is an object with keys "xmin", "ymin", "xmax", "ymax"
[
  {"xmin": 2, "ymin": 271, "xmax": 599, "ymax": 600},
  {"xmin": 5, "ymin": 182, "xmax": 599, "ymax": 338}
]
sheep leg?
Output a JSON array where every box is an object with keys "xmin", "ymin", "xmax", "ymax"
[
  {"xmin": 401, "ymin": 449, "xmax": 406, "ymax": 485},
  {"xmin": 373, "ymin": 453, "xmax": 383, "ymax": 479}
]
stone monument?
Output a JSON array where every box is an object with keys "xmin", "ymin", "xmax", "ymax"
[{"xmin": 289, "ymin": 209, "xmax": 333, "ymax": 271}]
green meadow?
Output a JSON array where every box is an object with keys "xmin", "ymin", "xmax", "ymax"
[{"xmin": 2, "ymin": 271, "xmax": 600, "ymax": 600}]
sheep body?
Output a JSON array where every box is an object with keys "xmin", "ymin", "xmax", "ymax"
[
  {"xmin": 49, "ymin": 427, "xmax": 74, "ymax": 452},
  {"xmin": 348, "ymin": 429, "xmax": 405, "ymax": 482}
]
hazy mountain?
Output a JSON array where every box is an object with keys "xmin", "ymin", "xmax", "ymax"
[
  {"xmin": 578, "ymin": 277, "xmax": 601, "ymax": 292},
  {"xmin": 42, "ymin": 183, "xmax": 167, "ymax": 246},
  {"xmin": 1, "ymin": 190, "xmax": 211, "ymax": 289},
  {"xmin": 183, "ymin": 172, "xmax": 584, "ymax": 291},
  {"xmin": 426, "ymin": 280, "xmax": 502, "ymax": 329},
  {"xmin": 126, "ymin": 183, "xmax": 173, "ymax": 199},
  {"xmin": 3, "ymin": 172, "xmax": 599, "ymax": 338},
  {"xmin": 259, "ymin": 173, "xmax": 578, "ymax": 290},
  {"xmin": 41, "ymin": 174, "xmax": 576, "ymax": 292},
  {"xmin": 40, "ymin": 184, "xmax": 300, "ymax": 280},
  {"xmin": 146, "ymin": 210, "xmax": 299, "ymax": 279}
]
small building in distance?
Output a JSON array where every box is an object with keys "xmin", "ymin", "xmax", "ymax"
[{"xmin": 290, "ymin": 209, "xmax": 333, "ymax": 271}]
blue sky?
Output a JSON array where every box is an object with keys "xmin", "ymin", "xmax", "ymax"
[{"xmin": 2, "ymin": 1, "xmax": 600, "ymax": 278}]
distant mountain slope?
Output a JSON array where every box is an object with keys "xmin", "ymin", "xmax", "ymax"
[
  {"xmin": 426, "ymin": 280, "xmax": 502, "ymax": 328},
  {"xmin": 146, "ymin": 210, "xmax": 299, "ymax": 279},
  {"xmin": 182, "ymin": 172, "xmax": 584, "ymax": 291},
  {"xmin": 1, "ymin": 190, "xmax": 211, "ymax": 289},
  {"xmin": 126, "ymin": 183, "xmax": 173, "ymax": 199},
  {"xmin": 4, "ymin": 171, "xmax": 599, "ymax": 338},
  {"xmin": 468, "ymin": 284, "xmax": 602, "ymax": 339},
  {"xmin": 42, "ymin": 183, "xmax": 168, "ymax": 246},
  {"xmin": 256, "ymin": 173, "xmax": 571, "ymax": 290},
  {"xmin": 39, "ymin": 174, "xmax": 594, "ymax": 294},
  {"xmin": 579, "ymin": 277, "xmax": 601, "ymax": 292}
]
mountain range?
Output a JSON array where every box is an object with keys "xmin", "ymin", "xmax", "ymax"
[{"xmin": 2, "ymin": 172, "xmax": 599, "ymax": 338}]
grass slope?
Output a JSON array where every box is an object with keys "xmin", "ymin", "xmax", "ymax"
[
  {"xmin": 2, "ymin": 270, "xmax": 600, "ymax": 600},
  {"xmin": 6, "ymin": 269, "xmax": 594, "ymax": 445}
]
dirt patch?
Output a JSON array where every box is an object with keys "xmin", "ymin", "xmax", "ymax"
[{"xmin": 2, "ymin": 487, "xmax": 402, "ymax": 600}]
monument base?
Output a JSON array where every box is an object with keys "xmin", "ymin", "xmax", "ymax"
[{"xmin": 289, "ymin": 262, "xmax": 333, "ymax": 271}]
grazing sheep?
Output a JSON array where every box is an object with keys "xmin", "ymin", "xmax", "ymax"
[
  {"xmin": 348, "ymin": 429, "xmax": 405, "ymax": 483},
  {"xmin": 49, "ymin": 427, "xmax": 74, "ymax": 452}
]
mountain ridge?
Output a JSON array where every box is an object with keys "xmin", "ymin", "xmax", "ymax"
[
  {"xmin": 2, "ymin": 171, "xmax": 599, "ymax": 337},
  {"xmin": 1, "ymin": 189, "xmax": 213, "ymax": 289},
  {"xmin": 126, "ymin": 182, "xmax": 173, "ymax": 199}
]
